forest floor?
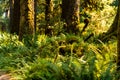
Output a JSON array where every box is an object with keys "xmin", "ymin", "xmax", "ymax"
[{"xmin": 0, "ymin": 71, "xmax": 11, "ymax": 80}]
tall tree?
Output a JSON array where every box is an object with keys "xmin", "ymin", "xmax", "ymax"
[
  {"xmin": 61, "ymin": 0, "xmax": 80, "ymax": 34},
  {"xmin": 9, "ymin": 0, "xmax": 14, "ymax": 32},
  {"xmin": 11, "ymin": 0, "xmax": 20, "ymax": 34},
  {"xmin": 19, "ymin": 0, "xmax": 34, "ymax": 41},
  {"xmin": 117, "ymin": 0, "xmax": 120, "ymax": 71},
  {"xmin": 34, "ymin": 0, "xmax": 37, "ymax": 32},
  {"xmin": 45, "ymin": 0, "xmax": 53, "ymax": 35}
]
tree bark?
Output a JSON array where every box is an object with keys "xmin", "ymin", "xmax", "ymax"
[
  {"xmin": 117, "ymin": 0, "xmax": 120, "ymax": 71},
  {"xmin": 61, "ymin": 0, "xmax": 80, "ymax": 34},
  {"xmin": 9, "ymin": 0, "xmax": 14, "ymax": 32},
  {"xmin": 11, "ymin": 0, "xmax": 20, "ymax": 35},
  {"xmin": 45, "ymin": 0, "xmax": 53, "ymax": 35},
  {"xmin": 34, "ymin": 0, "xmax": 37, "ymax": 32},
  {"xmin": 19, "ymin": 0, "xmax": 34, "ymax": 41}
]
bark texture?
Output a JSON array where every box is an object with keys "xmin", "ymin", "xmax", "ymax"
[
  {"xmin": 117, "ymin": 0, "xmax": 120, "ymax": 71},
  {"xmin": 11, "ymin": 0, "xmax": 20, "ymax": 34},
  {"xmin": 9, "ymin": 0, "xmax": 14, "ymax": 32},
  {"xmin": 45, "ymin": 0, "xmax": 53, "ymax": 35},
  {"xmin": 19, "ymin": 0, "xmax": 34, "ymax": 40},
  {"xmin": 62, "ymin": 0, "xmax": 80, "ymax": 34},
  {"xmin": 34, "ymin": 0, "xmax": 37, "ymax": 32}
]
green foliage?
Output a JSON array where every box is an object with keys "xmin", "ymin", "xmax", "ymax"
[
  {"xmin": 0, "ymin": 31, "xmax": 117, "ymax": 80},
  {"xmin": 0, "ymin": 0, "xmax": 118, "ymax": 80},
  {"xmin": 0, "ymin": 32, "xmax": 34, "ymax": 69},
  {"xmin": 0, "ymin": 0, "xmax": 9, "ymax": 17}
]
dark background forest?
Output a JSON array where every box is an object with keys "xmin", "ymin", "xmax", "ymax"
[{"xmin": 0, "ymin": 0, "xmax": 120, "ymax": 80}]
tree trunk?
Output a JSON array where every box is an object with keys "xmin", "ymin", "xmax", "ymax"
[
  {"xmin": 34, "ymin": 0, "xmax": 37, "ymax": 32},
  {"xmin": 11, "ymin": 0, "xmax": 20, "ymax": 35},
  {"xmin": 45, "ymin": 0, "xmax": 53, "ymax": 35},
  {"xmin": 61, "ymin": 0, "xmax": 80, "ymax": 34},
  {"xmin": 117, "ymin": 0, "xmax": 120, "ymax": 71},
  {"xmin": 19, "ymin": 0, "xmax": 34, "ymax": 41},
  {"xmin": 9, "ymin": 0, "xmax": 14, "ymax": 32}
]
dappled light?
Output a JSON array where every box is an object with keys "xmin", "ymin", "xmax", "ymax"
[{"xmin": 0, "ymin": 0, "xmax": 119, "ymax": 80}]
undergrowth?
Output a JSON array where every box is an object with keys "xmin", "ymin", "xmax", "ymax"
[
  {"xmin": 0, "ymin": 0, "xmax": 118, "ymax": 80},
  {"xmin": 0, "ymin": 32, "xmax": 117, "ymax": 80}
]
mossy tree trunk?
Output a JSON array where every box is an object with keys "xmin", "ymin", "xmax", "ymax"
[
  {"xmin": 45, "ymin": 0, "xmax": 53, "ymax": 35},
  {"xmin": 61, "ymin": 0, "xmax": 80, "ymax": 34},
  {"xmin": 11, "ymin": 0, "xmax": 20, "ymax": 35},
  {"xmin": 19, "ymin": 0, "xmax": 34, "ymax": 41},
  {"xmin": 117, "ymin": 0, "xmax": 120, "ymax": 71}
]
